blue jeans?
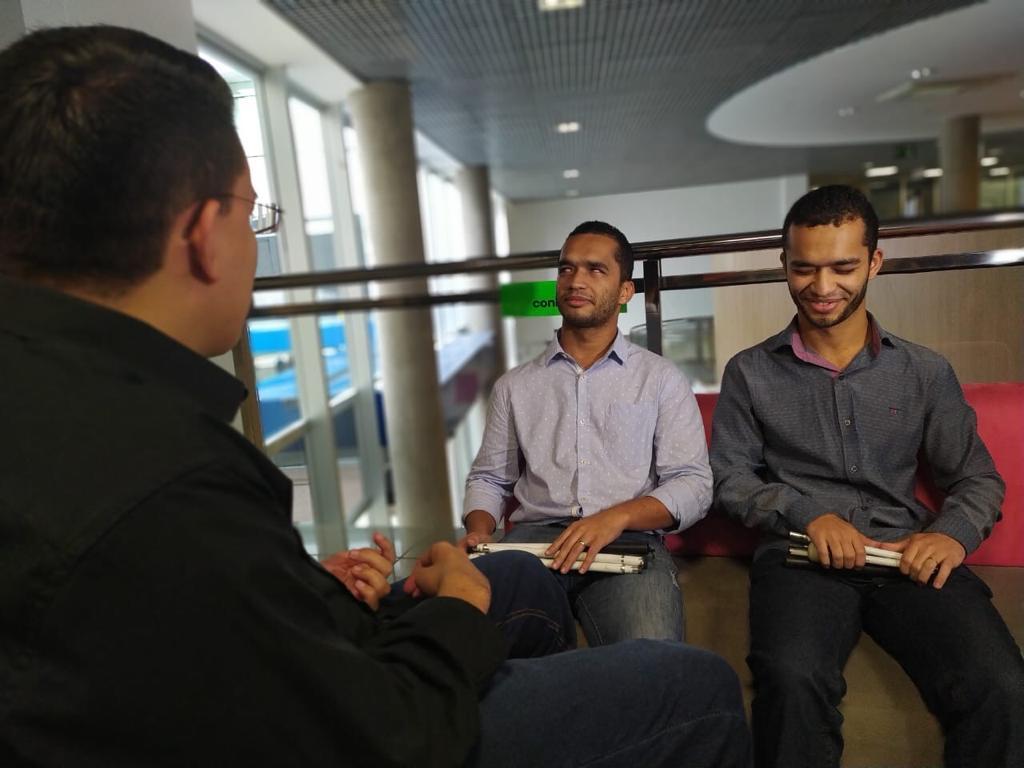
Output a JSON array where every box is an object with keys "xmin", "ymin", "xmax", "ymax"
[
  {"xmin": 471, "ymin": 640, "xmax": 751, "ymax": 767},
  {"xmin": 501, "ymin": 521, "xmax": 684, "ymax": 644},
  {"xmin": 748, "ymin": 549, "xmax": 1024, "ymax": 768}
]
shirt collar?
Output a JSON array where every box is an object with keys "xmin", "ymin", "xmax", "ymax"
[
  {"xmin": 0, "ymin": 276, "xmax": 246, "ymax": 422},
  {"xmin": 544, "ymin": 329, "xmax": 629, "ymax": 368},
  {"xmin": 770, "ymin": 313, "xmax": 894, "ymax": 360}
]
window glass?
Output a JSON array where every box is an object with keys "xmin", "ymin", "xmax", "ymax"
[
  {"xmin": 199, "ymin": 47, "xmax": 282, "ymax": 277},
  {"xmin": 288, "ymin": 97, "xmax": 338, "ymax": 272}
]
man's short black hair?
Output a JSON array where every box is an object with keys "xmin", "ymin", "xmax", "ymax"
[
  {"xmin": 566, "ymin": 220, "xmax": 634, "ymax": 282},
  {"xmin": 782, "ymin": 185, "xmax": 880, "ymax": 255},
  {"xmin": 0, "ymin": 25, "xmax": 245, "ymax": 289}
]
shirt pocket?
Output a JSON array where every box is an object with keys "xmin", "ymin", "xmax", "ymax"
[
  {"xmin": 603, "ymin": 401, "xmax": 657, "ymax": 471},
  {"xmin": 857, "ymin": 397, "xmax": 924, "ymax": 461}
]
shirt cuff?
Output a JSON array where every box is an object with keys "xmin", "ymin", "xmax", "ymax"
[
  {"xmin": 647, "ymin": 482, "xmax": 705, "ymax": 534},
  {"xmin": 396, "ymin": 597, "xmax": 506, "ymax": 691},
  {"xmin": 785, "ymin": 496, "xmax": 830, "ymax": 532},
  {"xmin": 925, "ymin": 514, "xmax": 983, "ymax": 556},
  {"xmin": 462, "ymin": 485, "xmax": 505, "ymax": 529}
]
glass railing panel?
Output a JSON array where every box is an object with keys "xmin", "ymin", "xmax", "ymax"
[
  {"xmin": 248, "ymin": 317, "xmax": 301, "ymax": 435},
  {"xmin": 272, "ymin": 435, "xmax": 317, "ymax": 553},
  {"xmin": 316, "ymin": 310, "xmax": 384, "ymax": 526}
]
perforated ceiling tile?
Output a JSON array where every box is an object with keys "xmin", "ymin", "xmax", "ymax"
[{"xmin": 265, "ymin": 0, "xmax": 981, "ymax": 200}]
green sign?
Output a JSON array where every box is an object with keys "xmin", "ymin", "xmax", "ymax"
[
  {"xmin": 500, "ymin": 281, "xmax": 627, "ymax": 317},
  {"xmin": 501, "ymin": 281, "xmax": 560, "ymax": 316}
]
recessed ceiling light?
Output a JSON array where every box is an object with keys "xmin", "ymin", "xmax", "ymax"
[
  {"xmin": 865, "ymin": 165, "xmax": 899, "ymax": 178},
  {"xmin": 990, "ymin": 166, "xmax": 1011, "ymax": 177},
  {"xmin": 557, "ymin": 121, "xmax": 580, "ymax": 134},
  {"xmin": 563, "ymin": 168, "xmax": 580, "ymax": 179},
  {"xmin": 539, "ymin": 0, "xmax": 584, "ymax": 11},
  {"xmin": 980, "ymin": 156, "xmax": 999, "ymax": 167},
  {"xmin": 910, "ymin": 67, "xmax": 933, "ymax": 80},
  {"xmin": 837, "ymin": 106, "xmax": 855, "ymax": 117},
  {"xmin": 922, "ymin": 167, "xmax": 943, "ymax": 178},
  {"xmin": 565, "ymin": 189, "xmax": 579, "ymax": 197}
]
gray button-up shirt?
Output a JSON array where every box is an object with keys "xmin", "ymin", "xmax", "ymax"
[
  {"xmin": 710, "ymin": 316, "xmax": 1004, "ymax": 555},
  {"xmin": 464, "ymin": 332, "xmax": 712, "ymax": 534}
]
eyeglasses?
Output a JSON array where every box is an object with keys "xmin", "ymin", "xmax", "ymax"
[{"xmin": 213, "ymin": 194, "xmax": 283, "ymax": 235}]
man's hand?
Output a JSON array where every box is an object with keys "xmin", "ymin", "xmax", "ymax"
[
  {"xmin": 402, "ymin": 541, "xmax": 492, "ymax": 614},
  {"xmin": 805, "ymin": 514, "xmax": 880, "ymax": 569},
  {"xmin": 458, "ymin": 509, "xmax": 497, "ymax": 551},
  {"xmin": 876, "ymin": 532, "xmax": 966, "ymax": 589},
  {"xmin": 321, "ymin": 532, "xmax": 396, "ymax": 611},
  {"xmin": 546, "ymin": 507, "xmax": 630, "ymax": 574}
]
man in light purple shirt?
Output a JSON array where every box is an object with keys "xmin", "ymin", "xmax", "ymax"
[{"xmin": 463, "ymin": 221, "xmax": 712, "ymax": 644}]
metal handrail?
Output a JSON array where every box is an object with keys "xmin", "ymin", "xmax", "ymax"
[
  {"xmin": 252, "ymin": 208, "xmax": 1024, "ymax": 292},
  {"xmin": 248, "ymin": 248, "xmax": 1024, "ymax": 319}
]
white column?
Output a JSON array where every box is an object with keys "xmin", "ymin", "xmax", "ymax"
[
  {"xmin": 347, "ymin": 81, "xmax": 454, "ymax": 551},
  {"xmin": 455, "ymin": 165, "xmax": 506, "ymax": 374},
  {"xmin": 0, "ymin": 1, "xmax": 26, "ymax": 49}
]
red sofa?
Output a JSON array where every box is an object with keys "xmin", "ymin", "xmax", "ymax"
[{"xmin": 668, "ymin": 383, "xmax": 1024, "ymax": 566}]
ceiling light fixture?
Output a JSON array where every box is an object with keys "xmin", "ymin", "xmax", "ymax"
[
  {"xmin": 910, "ymin": 67, "xmax": 933, "ymax": 80},
  {"xmin": 837, "ymin": 106, "xmax": 855, "ymax": 117},
  {"xmin": 980, "ymin": 156, "xmax": 999, "ymax": 167},
  {"xmin": 865, "ymin": 165, "xmax": 899, "ymax": 178},
  {"xmin": 557, "ymin": 121, "xmax": 580, "ymax": 134},
  {"xmin": 563, "ymin": 168, "xmax": 580, "ymax": 179},
  {"xmin": 922, "ymin": 168, "xmax": 943, "ymax": 178},
  {"xmin": 539, "ymin": 0, "xmax": 584, "ymax": 11},
  {"xmin": 989, "ymin": 167, "xmax": 1011, "ymax": 177}
]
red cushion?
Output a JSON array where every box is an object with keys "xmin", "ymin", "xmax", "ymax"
[
  {"xmin": 959, "ymin": 383, "xmax": 1023, "ymax": 566},
  {"xmin": 667, "ymin": 384, "xmax": 1024, "ymax": 566}
]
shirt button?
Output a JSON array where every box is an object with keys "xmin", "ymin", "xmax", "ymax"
[
  {"xmin": 850, "ymin": 465, "xmax": 858, "ymax": 473},
  {"xmin": 844, "ymin": 419, "xmax": 852, "ymax": 426}
]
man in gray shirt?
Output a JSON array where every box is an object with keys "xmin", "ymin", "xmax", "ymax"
[
  {"xmin": 464, "ymin": 220, "xmax": 712, "ymax": 645},
  {"xmin": 710, "ymin": 185, "xmax": 1024, "ymax": 767}
]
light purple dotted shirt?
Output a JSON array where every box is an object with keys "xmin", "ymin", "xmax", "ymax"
[{"xmin": 463, "ymin": 331, "xmax": 712, "ymax": 534}]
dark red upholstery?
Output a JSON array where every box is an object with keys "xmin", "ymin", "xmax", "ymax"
[{"xmin": 667, "ymin": 384, "xmax": 1024, "ymax": 567}]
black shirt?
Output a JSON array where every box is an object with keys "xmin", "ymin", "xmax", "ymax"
[{"xmin": 0, "ymin": 277, "xmax": 504, "ymax": 767}]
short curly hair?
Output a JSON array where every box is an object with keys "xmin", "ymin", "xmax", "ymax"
[
  {"xmin": 566, "ymin": 220, "xmax": 635, "ymax": 282},
  {"xmin": 782, "ymin": 185, "xmax": 879, "ymax": 255}
]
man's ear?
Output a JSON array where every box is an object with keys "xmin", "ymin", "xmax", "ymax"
[
  {"xmin": 779, "ymin": 250, "xmax": 787, "ymax": 269},
  {"xmin": 618, "ymin": 279, "xmax": 636, "ymax": 305},
  {"xmin": 184, "ymin": 199, "xmax": 225, "ymax": 285},
  {"xmin": 867, "ymin": 248, "xmax": 884, "ymax": 280}
]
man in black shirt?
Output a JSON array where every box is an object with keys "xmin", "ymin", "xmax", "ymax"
[{"xmin": 0, "ymin": 25, "xmax": 748, "ymax": 768}]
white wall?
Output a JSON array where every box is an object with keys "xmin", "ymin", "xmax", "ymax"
[
  {"xmin": 505, "ymin": 174, "xmax": 807, "ymax": 365},
  {"xmin": 17, "ymin": 0, "xmax": 198, "ymax": 51}
]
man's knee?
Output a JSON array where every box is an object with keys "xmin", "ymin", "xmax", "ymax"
[
  {"xmin": 749, "ymin": 650, "xmax": 842, "ymax": 704},
  {"xmin": 475, "ymin": 550, "xmax": 550, "ymax": 583},
  {"xmin": 642, "ymin": 641, "xmax": 745, "ymax": 711},
  {"xmin": 966, "ymin": 654, "xmax": 1024, "ymax": 715}
]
